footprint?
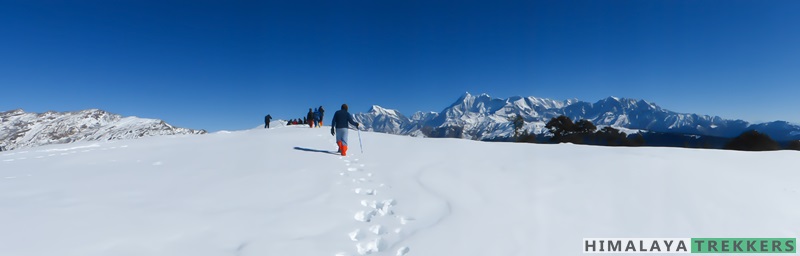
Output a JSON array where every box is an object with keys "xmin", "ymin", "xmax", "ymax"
[
  {"xmin": 152, "ymin": 161, "xmax": 163, "ymax": 166},
  {"xmin": 354, "ymin": 210, "xmax": 377, "ymax": 222},
  {"xmin": 372, "ymin": 238, "xmax": 386, "ymax": 253},
  {"xmin": 354, "ymin": 188, "xmax": 376, "ymax": 195},
  {"xmin": 396, "ymin": 246, "xmax": 410, "ymax": 256},
  {"xmin": 347, "ymin": 167, "xmax": 359, "ymax": 172},
  {"xmin": 356, "ymin": 238, "xmax": 385, "ymax": 255},
  {"xmin": 349, "ymin": 229, "xmax": 362, "ymax": 242},
  {"xmin": 2, "ymin": 159, "xmax": 13, "ymax": 162},
  {"xmin": 356, "ymin": 243, "xmax": 369, "ymax": 255},
  {"xmin": 361, "ymin": 200, "xmax": 375, "ymax": 208},
  {"xmin": 377, "ymin": 200, "xmax": 396, "ymax": 216},
  {"xmin": 361, "ymin": 199, "xmax": 394, "ymax": 215},
  {"xmin": 369, "ymin": 225, "xmax": 385, "ymax": 235}
]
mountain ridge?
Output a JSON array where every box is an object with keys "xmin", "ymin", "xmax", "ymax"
[
  {"xmin": 355, "ymin": 93, "xmax": 800, "ymax": 141},
  {"xmin": 0, "ymin": 109, "xmax": 206, "ymax": 151}
]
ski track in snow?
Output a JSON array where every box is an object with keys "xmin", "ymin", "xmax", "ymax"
[{"xmin": 335, "ymin": 154, "xmax": 411, "ymax": 256}]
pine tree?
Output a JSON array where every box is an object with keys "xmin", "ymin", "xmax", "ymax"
[
  {"xmin": 508, "ymin": 115, "xmax": 525, "ymax": 138},
  {"xmin": 787, "ymin": 140, "xmax": 800, "ymax": 151},
  {"xmin": 725, "ymin": 130, "xmax": 780, "ymax": 151},
  {"xmin": 545, "ymin": 115, "xmax": 575, "ymax": 141}
]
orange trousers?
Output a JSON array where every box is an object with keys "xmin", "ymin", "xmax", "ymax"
[{"xmin": 336, "ymin": 141, "xmax": 348, "ymax": 156}]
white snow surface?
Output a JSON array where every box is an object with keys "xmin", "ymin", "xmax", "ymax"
[{"xmin": 1, "ymin": 125, "xmax": 799, "ymax": 256}]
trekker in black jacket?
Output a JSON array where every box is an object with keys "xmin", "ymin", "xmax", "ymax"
[
  {"xmin": 330, "ymin": 104, "xmax": 360, "ymax": 156},
  {"xmin": 307, "ymin": 108, "xmax": 315, "ymax": 128},
  {"xmin": 264, "ymin": 114, "xmax": 272, "ymax": 129}
]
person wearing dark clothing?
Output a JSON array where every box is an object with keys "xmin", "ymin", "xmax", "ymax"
[
  {"xmin": 318, "ymin": 106, "xmax": 325, "ymax": 126},
  {"xmin": 303, "ymin": 116, "xmax": 307, "ymax": 125},
  {"xmin": 307, "ymin": 108, "xmax": 315, "ymax": 128},
  {"xmin": 314, "ymin": 108, "xmax": 321, "ymax": 128},
  {"xmin": 264, "ymin": 114, "xmax": 272, "ymax": 129},
  {"xmin": 330, "ymin": 104, "xmax": 360, "ymax": 156}
]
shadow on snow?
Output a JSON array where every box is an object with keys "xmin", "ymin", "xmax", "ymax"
[{"xmin": 293, "ymin": 146, "xmax": 339, "ymax": 155}]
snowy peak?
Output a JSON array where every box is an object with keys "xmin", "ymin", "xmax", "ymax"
[
  {"xmin": 592, "ymin": 97, "xmax": 660, "ymax": 112},
  {"xmin": 355, "ymin": 93, "xmax": 800, "ymax": 141},
  {"xmin": 445, "ymin": 92, "xmax": 509, "ymax": 116},
  {"xmin": 410, "ymin": 111, "xmax": 439, "ymax": 123},
  {"xmin": 2, "ymin": 109, "xmax": 25, "ymax": 116},
  {"xmin": 0, "ymin": 109, "xmax": 206, "ymax": 151},
  {"xmin": 520, "ymin": 96, "xmax": 570, "ymax": 109},
  {"xmin": 353, "ymin": 105, "xmax": 411, "ymax": 135},
  {"xmin": 367, "ymin": 105, "xmax": 402, "ymax": 117}
]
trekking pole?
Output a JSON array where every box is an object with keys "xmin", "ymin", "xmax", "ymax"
[{"xmin": 357, "ymin": 127, "xmax": 364, "ymax": 154}]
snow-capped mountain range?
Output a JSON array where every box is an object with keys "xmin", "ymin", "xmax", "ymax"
[
  {"xmin": 0, "ymin": 109, "xmax": 206, "ymax": 151},
  {"xmin": 354, "ymin": 92, "xmax": 800, "ymax": 141}
]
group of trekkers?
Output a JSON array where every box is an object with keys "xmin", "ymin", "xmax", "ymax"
[
  {"xmin": 306, "ymin": 106, "xmax": 325, "ymax": 128},
  {"xmin": 269, "ymin": 106, "xmax": 325, "ymax": 127},
  {"xmin": 263, "ymin": 104, "xmax": 360, "ymax": 156}
]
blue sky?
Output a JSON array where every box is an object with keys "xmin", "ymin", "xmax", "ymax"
[{"xmin": 2, "ymin": 0, "xmax": 798, "ymax": 131}]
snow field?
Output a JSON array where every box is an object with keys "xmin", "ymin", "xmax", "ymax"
[{"xmin": 1, "ymin": 124, "xmax": 799, "ymax": 256}]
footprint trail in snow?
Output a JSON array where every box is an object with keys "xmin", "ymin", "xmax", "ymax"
[{"xmin": 335, "ymin": 157, "xmax": 412, "ymax": 256}]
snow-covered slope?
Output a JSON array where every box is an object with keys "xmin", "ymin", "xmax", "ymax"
[
  {"xmin": 0, "ymin": 109, "xmax": 206, "ymax": 151},
  {"xmin": 1, "ymin": 125, "xmax": 798, "ymax": 256},
  {"xmin": 357, "ymin": 93, "xmax": 800, "ymax": 141}
]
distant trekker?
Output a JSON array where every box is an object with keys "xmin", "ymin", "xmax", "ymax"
[
  {"xmin": 318, "ymin": 106, "xmax": 325, "ymax": 126},
  {"xmin": 307, "ymin": 108, "xmax": 315, "ymax": 128},
  {"xmin": 264, "ymin": 114, "xmax": 272, "ymax": 129},
  {"xmin": 314, "ymin": 108, "xmax": 321, "ymax": 127},
  {"xmin": 330, "ymin": 104, "xmax": 360, "ymax": 156}
]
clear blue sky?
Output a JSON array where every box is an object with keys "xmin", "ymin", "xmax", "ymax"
[{"xmin": 2, "ymin": 0, "xmax": 798, "ymax": 131}]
